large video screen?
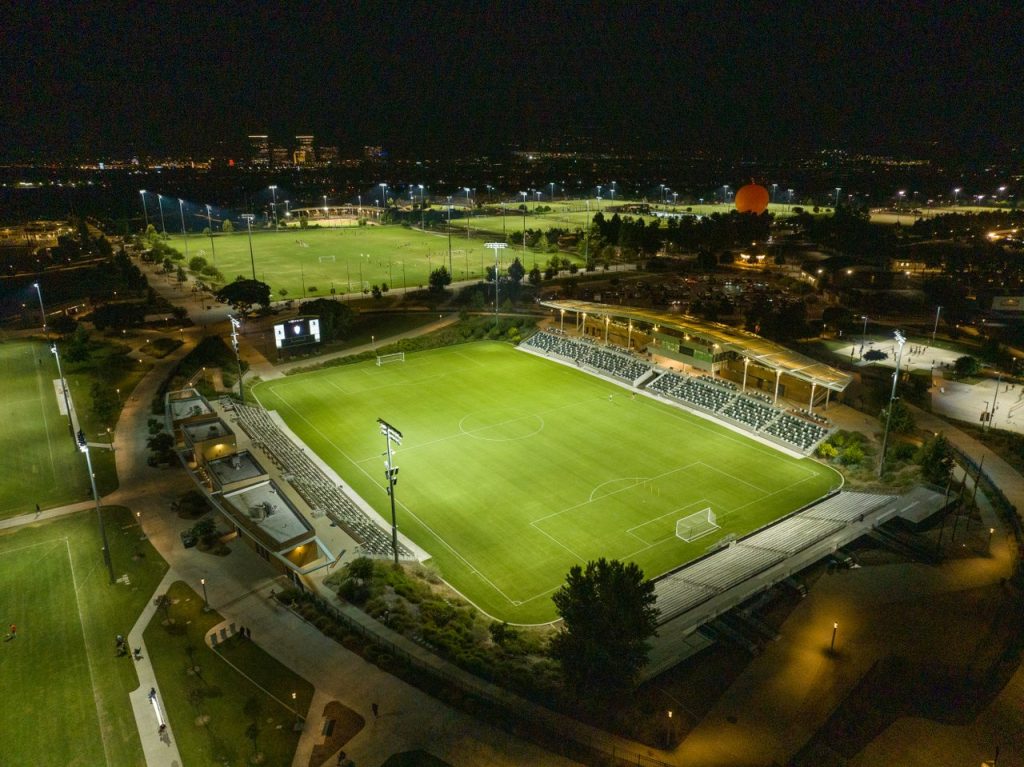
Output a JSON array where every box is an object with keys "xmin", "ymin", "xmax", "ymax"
[{"xmin": 274, "ymin": 316, "xmax": 321, "ymax": 349}]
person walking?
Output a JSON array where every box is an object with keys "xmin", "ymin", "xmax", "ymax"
[{"xmin": 371, "ymin": 702, "xmax": 379, "ymax": 718}]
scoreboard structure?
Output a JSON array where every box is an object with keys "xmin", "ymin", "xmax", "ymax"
[{"xmin": 274, "ymin": 316, "xmax": 321, "ymax": 350}]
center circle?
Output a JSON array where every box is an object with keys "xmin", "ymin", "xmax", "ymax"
[{"xmin": 459, "ymin": 409, "xmax": 544, "ymax": 442}]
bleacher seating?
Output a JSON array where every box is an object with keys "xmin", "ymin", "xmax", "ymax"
[
  {"xmin": 234, "ymin": 405, "xmax": 413, "ymax": 559},
  {"xmin": 762, "ymin": 412, "xmax": 829, "ymax": 452},
  {"xmin": 648, "ymin": 372, "xmax": 737, "ymax": 413},
  {"xmin": 721, "ymin": 396, "xmax": 778, "ymax": 430},
  {"xmin": 522, "ymin": 331, "xmax": 651, "ymax": 383}
]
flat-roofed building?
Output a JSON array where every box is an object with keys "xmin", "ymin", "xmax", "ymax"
[
  {"xmin": 220, "ymin": 480, "xmax": 329, "ymax": 574},
  {"xmin": 206, "ymin": 450, "xmax": 268, "ymax": 495},
  {"xmin": 182, "ymin": 417, "xmax": 236, "ymax": 467}
]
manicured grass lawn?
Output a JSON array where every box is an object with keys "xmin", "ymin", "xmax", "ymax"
[
  {"xmin": 168, "ymin": 225, "xmax": 545, "ymax": 298},
  {"xmin": 254, "ymin": 342, "xmax": 841, "ymax": 624},
  {"xmin": 0, "ymin": 340, "xmax": 100, "ymax": 517},
  {"xmin": 144, "ymin": 581, "xmax": 313, "ymax": 767},
  {"xmin": 0, "ymin": 506, "xmax": 169, "ymax": 766}
]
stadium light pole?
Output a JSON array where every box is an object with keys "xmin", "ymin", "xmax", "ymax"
[
  {"xmin": 241, "ymin": 214, "xmax": 257, "ymax": 281},
  {"xmin": 550, "ymin": 181, "xmax": 555, "ymax": 201},
  {"xmin": 877, "ymin": 330, "xmax": 907, "ymax": 478},
  {"xmin": 269, "ymin": 185, "xmax": 279, "ymax": 231},
  {"xmin": 378, "ymin": 418, "xmax": 403, "ymax": 565},
  {"xmin": 446, "ymin": 196, "xmax": 453, "ymax": 275},
  {"xmin": 323, "ymin": 195, "xmax": 329, "ymax": 226},
  {"xmin": 228, "ymin": 315, "xmax": 245, "ymax": 405},
  {"xmin": 139, "ymin": 189, "xmax": 149, "ymax": 230},
  {"xmin": 860, "ymin": 315, "xmax": 869, "ymax": 359},
  {"xmin": 953, "ymin": 187, "xmax": 961, "ymax": 205},
  {"xmin": 418, "ymin": 184, "xmax": 425, "ymax": 230},
  {"xmin": 76, "ymin": 428, "xmax": 115, "ymax": 584},
  {"xmin": 205, "ymin": 204, "xmax": 217, "ymax": 266},
  {"xmin": 485, "ymin": 242, "xmax": 507, "ymax": 323},
  {"xmin": 464, "ymin": 187, "xmax": 472, "ymax": 240},
  {"xmin": 32, "ymin": 281, "xmax": 47, "ymax": 336},
  {"xmin": 379, "ymin": 183, "xmax": 387, "ymax": 209},
  {"xmin": 178, "ymin": 198, "xmax": 189, "ymax": 260},
  {"xmin": 929, "ymin": 306, "xmax": 942, "ymax": 352},
  {"xmin": 156, "ymin": 193, "xmax": 167, "ymax": 234},
  {"xmin": 834, "ymin": 187, "xmax": 842, "ymax": 208},
  {"xmin": 610, "ymin": 181, "xmax": 616, "ymax": 202},
  {"xmin": 520, "ymin": 191, "xmax": 528, "ymax": 267}
]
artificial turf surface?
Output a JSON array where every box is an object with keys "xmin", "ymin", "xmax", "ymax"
[
  {"xmin": 0, "ymin": 506, "xmax": 168, "ymax": 766},
  {"xmin": 254, "ymin": 342, "xmax": 841, "ymax": 624},
  {"xmin": 0, "ymin": 340, "xmax": 95, "ymax": 518}
]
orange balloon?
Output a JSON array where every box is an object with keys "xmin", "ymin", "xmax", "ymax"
[{"xmin": 734, "ymin": 184, "xmax": 769, "ymax": 214}]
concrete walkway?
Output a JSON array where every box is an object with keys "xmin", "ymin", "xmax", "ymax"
[{"xmin": 127, "ymin": 569, "xmax": 184, "ymax": 767}]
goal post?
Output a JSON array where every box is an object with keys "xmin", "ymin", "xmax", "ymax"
[
  {"xmin": 376, "ymin": 352, "xmax": 405, "ymax": 366},
  {"xmin": 318, "ymin": 254, "xmax": 336, "ymax": 264},
  {"xmin": 676, "ymin": 508, "xmax": 719, "ymax": 542}
]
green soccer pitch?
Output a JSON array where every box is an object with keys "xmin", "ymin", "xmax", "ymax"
[
  {"xmin": 253, "ymin": 342, "xmax": 842, "ymax": 624},
  {"xmin": 167, "ymin": 224, "xmax": 573, "ymax": 299},
  {"xmin": 0, "ymin": 340, "xmax": 93, "ymax": 519}
]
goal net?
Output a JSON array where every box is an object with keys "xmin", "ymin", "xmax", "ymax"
[
  {"xmin": 318, "ymin": 254, "xmax": 336, "ymax": 263},
  {"xmin": 376, "ymin": 352, "xmax": 405, "ymax": 366},
  {"xmin": 676, "ymin": 508, "xmax": 719, "ymax": 542}
]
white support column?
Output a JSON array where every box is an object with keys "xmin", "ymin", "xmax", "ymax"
[
  {"xmin": 825, "ymin": 388, "xmax": 831, "ymax": 410},
  {"xmin": 604, "ymin": 316, "xmax": 610, "ymax": 344},
  {"xmin": 742, "ymin": 358, "xmax": 750, "ymax": 393},
  {"xmin": 809, "ymin": 382, "xmax": 817, "ymax": 412},
  {"xmin": 773, "ymin": 369, "xmax": 782, "ymax": 405}
]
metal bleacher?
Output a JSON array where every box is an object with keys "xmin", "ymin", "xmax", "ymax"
[
  {"xmin": 233, "ymin": 404, "xmax": 414, "ymax": 560},
  {"xmin": 653, "ymin": 492, "xmax": 893, "ymax": 625}
]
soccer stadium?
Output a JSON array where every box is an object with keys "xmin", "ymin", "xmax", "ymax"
[{"xmin": 165, "ymin": 298, "xmax": 892, "ymax": 631}]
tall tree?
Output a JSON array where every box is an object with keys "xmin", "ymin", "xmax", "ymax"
[
  {"xmin": 550, "ymin": 558, "xmax": 659, "ymax": 696},
  {"xmin": 302, "ymin": 298, "xmax": 354, "ymax": 341},
  {"xmin": 428, "ymin": 265, "xmax": 452, "ymax": 293},
  {"xmin": 917, "ymin": 433, "xmax": 954, "ymax": 485},
  {"xmin": 215, "ymin": 279, "xmax": 271, "ymax": 314}
]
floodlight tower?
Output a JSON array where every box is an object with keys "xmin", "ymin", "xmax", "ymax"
[
  {"xmin": 32, "ymin": 281, "xmax": 47, "ymax": 336},
  {"xmin": 205, "ymin": 204, "xmax": 217, "ymax": 266},
  {"xmin": 464, "ymin": 187, "xmax": 472, "ymax": 240},
  {"xmin": 241, "ymin": 214, "xmax": 257, "ymax": 280},
  {"xmin": 76, "ymin": 427, "xmax": 115, "ymax": 584},
  {"xmin": 269, "ymin": 185, "xmax": 279, "ymax": 231},
  {"xmin": 877, "ymin": 330, "xmax": 907, "ymax": 478},
  {"xmin": 834, "ymin": 187, "xmax": 842, "ymax": 207},
  {"xmin": 550, "ymin": 181, "xmax": 555, "ymax": 201},
  {"xmin": 378, "ymin": 418, "xmax": 403, "ymax": 565},
  {"xmin": 228, "ymin": 315, "xmax": 245, "ymax": 405},
  {"xmin": 139, "ymin": 190, "xmax": 149, "ymax": 229},
  {"xmin": 446, "ymin": 196, "xmax": 453, "ymax": 274},
  {"xmin": 485, "ymin": 242, "xmax": 508, "ymax": 321},
  {"xmin": 379, "ymin": 183, "xmax": 388, "ymax": 208},
  {"xmin": 156, "ymin": 193, "xmax": 167, "ymax": 234},
  {"xmin": 178, "ymin": 198, "xmax": 189, "ymax": 259},
  {"xmin": 50, "ymin": 342, "xmax": 74, "ymax": 436},
  {"xmin": 418, "ymin": 184, "xmax": 425, "ymax": 230},
  {"xmin": 610, "ymin": 181, "xmax": 616, "ymax": 202}
]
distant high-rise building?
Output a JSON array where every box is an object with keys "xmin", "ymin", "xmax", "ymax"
[
  {"xmin": 247, "ymin": 134, "xmax": 270, "ymax": 167},
  {"xmin": 319, "ymin": 145, "xmax": 339, "ymax": 164},
  {"xmin": 271, "ymin": 146, "xmax": 291, "ymax": 167},
  {"xmin": 294, "ymin": 135, "xmax": 316, "ymax": 165}
]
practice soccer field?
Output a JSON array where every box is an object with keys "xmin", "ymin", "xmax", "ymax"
[
  {"xmin": 254, "ymin": 342, "xmax": 841, "ymax": 624},
  {"xmin": 167, "ymin": 224, "xmax": 569, "ymax": 299},
  {"xmin": 0, "ymin": 340, "xmax": 93, "ymax": 519},
  {"xmin": 0, "ymin": 507, "xmax": 169, "ymax": 766}
]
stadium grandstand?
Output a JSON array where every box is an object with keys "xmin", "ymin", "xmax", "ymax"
[{"xmin": 540, "ymin": 299, "xmax": 851, "ymax": 410}]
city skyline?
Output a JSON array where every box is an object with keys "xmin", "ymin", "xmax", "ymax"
[{"xmin": 4, "ymin": 3, "xmax": 1024, "ymax": 160}]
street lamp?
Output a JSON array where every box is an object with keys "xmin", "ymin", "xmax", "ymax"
[
  {"xmin": 139, "ymin": 190, "xmax": 149, "ymax": 230},
  {"xmin": 178, "ymin": 198, "xmax": 189, "ymax": 260},
  {"xmin": 550, "ymin": 181, "xmax": 555, "ymax": 201},
  {"xmin": 228, "ymin": 315, "xmax": 245, "ymax": 405},
  {"xmin": 771, "ymin": 183, "xmax": 778, "ymax": 203},
  {"xmin": 953, "ymin": 187, "xmax": 961, "ymax": 205},
  {"xmin": 878, "ymin": 330, "xmax": 907, "ymax": 477},
  {"xmin": 200, "ymin": 578, "xmax": 209, "ymax": 611},
  {"xmin": 834, "ymin": 187, "xmax": 842, "ymax": 207},
  {"xmin": 830, "ymin": 622, "xmax": 838, "ymax": 653},
  {"xmin": 269, "ymin": 185, "xmax": 278, "ymax": 231},
  {"xmin": 860, "ymin": 315, "xmax": 869, "ymax": 359},
  {"xmin": 241, "ymin": 214, "xmax": 257, "ymax": 281}
]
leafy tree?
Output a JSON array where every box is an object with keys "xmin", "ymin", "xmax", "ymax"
[
  {"xmin": 428, "ymin": 266, "xmax": 452, "ymax": 293},
  {"xmin": 63, "ymin": 325, "xmax": 92, "ymax": 363},
  {"xmin": 215, "ymin": 279, "xmax": 271, "ymax": 313},
  {"xmin": 880, "ymin": 398, "xmax": 916, "ymax": 434},
  {"xmin": 528, "ymin": 265, "xmax": 542, "ymax": 286},
  {"xmin": 863, "ymin": 349, "xmax": 888, "ymax": 361},
  {"xmin": 221, "ymin": 219, "xmax": 234, "ymax": 234},
  {"xmin": 953, "ymin": 355, "xmax": 981, "ymax": 378},
  {"xmin": 821, "ymin": 306, "xmax": 853, "ymax": 332},
  {"xmin": 550, "ymin": 558, "xmax": 659, "ymax": 696},
  {"xmin": 302, "ymin": 298, "xmax": 354, "ymax": 342},
  {"xmin": 188, "ymin": 255, "xmax": 208, "ymax": 273},
  {"xmin": 507, "ymin": 257, "xmax": 526, "ymax": 285},
  {"xmin": 90, "ymin": 381, "xmax": 118, "ymax": 424},
  {"xmin": 176, "ymin": 265, "xmax": 187, "ymax": 285},
  {"xmin": 90, "ymin": 302, "xmax": 145, "ymax": 330},
  {"xmin": 49, "ymin": 313, "xmax": 78, "ymax": 336},
  {"xmin": 147, "ymin": 432, "xmax": 174, "ymax": 453},
  {"xmin": 917, "ymin": 434, "xmax": 954, "ymax": 485}
]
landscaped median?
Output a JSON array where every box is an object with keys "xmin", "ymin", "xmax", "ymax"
[{"xmin": 144, "ymin": 580, "xmax": 314, "ymax": 766}]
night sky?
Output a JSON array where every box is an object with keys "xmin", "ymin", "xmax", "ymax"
[{"xmin": 3, "ymin": 2, "xmax": 1022, "ymax": 158}]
